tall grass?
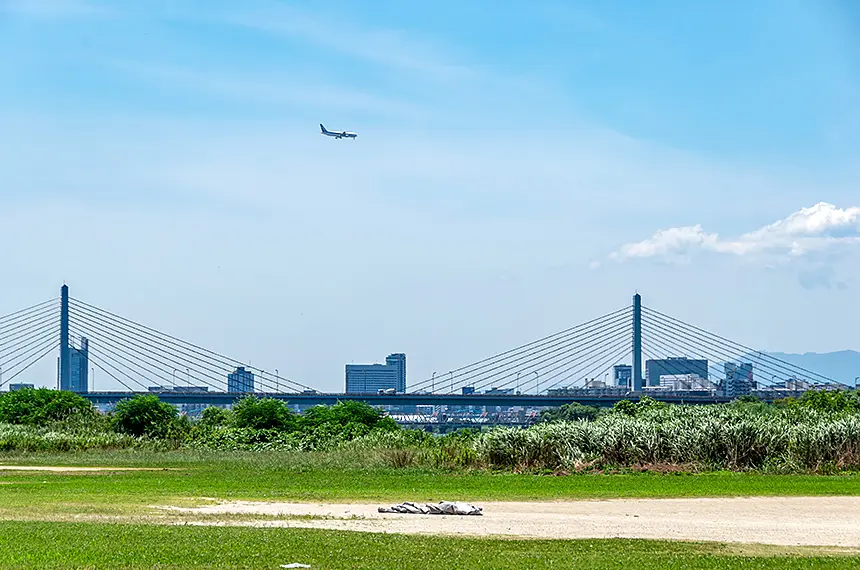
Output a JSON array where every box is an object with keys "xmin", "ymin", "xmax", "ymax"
[
  {"xmin": 474, "ymin": 405, "xmax": 860, "ymax": 472},
  {"xmin": 2, "ymin": 401, "xmax": 860, "ymax": 473},
  {"xmin": 0, "ymin": 422, "xmax": 137, "ymax": 452}
]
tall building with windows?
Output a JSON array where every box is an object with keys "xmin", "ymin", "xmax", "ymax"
[
  {"xmin": 723, "ymin": 362, "xmax": 755, "ymax": 398},
  {"xmin": 384, "ymin": 353, "xmax": 406, "ymax": 392},
  {"xmin": 645, "ymin": 357, "xmax": 708, "ymax": 387},
  {"xmin": 345, "ymin": 353, "xmax": 406, "ymax": 393},
  {"xmin": 613, "ymin": 365, "xmax": 632, "ymax": 387},
  {"xmin": 59, "ymin": 337, "xmax": 89, "ymax": 393},
  {"xmin": 227, "ymin": 366, "xmax": 255, "ymax": 393}
]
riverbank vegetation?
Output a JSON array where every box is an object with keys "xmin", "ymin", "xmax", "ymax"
[{"xmin": 2, "ymin": 387, "xmax": 860, "ymax": 473}]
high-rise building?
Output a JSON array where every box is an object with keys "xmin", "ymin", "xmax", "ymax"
[
  {"xmin": 723, "ymin": 362, "xmax": 755, "ymax": 398},
  {"xmin": 228, "ymin": 366, "xmax": 255, "ymax": 393},
  {"xmin": 60, "ymin": 338, "xmax": 89, "ymax": 393},
  {"xmin": 646, "ymin": 357, "xmax": 708, "ymax": 387},
  {"xmin": 385, "ymin": 353, "xmax": 406, "ymax": 392},
  {"xmin": 345, "ymin": 353, "xmax": 406, "ymax": 393},
  {"xmin": 613, "ymin": 364, "xmax": 632, "ymax": 387}
]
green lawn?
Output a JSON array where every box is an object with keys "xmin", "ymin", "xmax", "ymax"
[
  {"xmin": 0, "ymin": 520, "xmax": 857, "ymax": 570},
  {"xmin": 2, "ymin": 450, "xmax": 860, "ymax": 519},
  {"xmin": 2, "ymin": 451, "xmax": 859, "ymax": 568}
]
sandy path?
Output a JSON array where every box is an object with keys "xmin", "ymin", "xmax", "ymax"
[
  {"xmin": 161, "ymin": 497, "xmax": 860, "ymax": 547},
  {"xmin": 0, "ymin": 465, "xmax": 176, "ymax": 472}
]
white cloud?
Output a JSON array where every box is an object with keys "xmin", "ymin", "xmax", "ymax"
[{"xmin": 608, "ymin": 202, "xmax": 860, "ymax": 264}]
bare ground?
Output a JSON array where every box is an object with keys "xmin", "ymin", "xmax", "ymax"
[{"xmin": 158, "ymin": 497, "xmax": 860, "ymax": 548}]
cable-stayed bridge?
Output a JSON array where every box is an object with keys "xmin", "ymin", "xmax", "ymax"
[{"xmin": 0, "ymin": 285, "xmax": 852, "ymax": 410}]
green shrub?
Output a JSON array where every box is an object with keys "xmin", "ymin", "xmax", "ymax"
[
  {"xmin": 232, "ymin": 397, "xmax": 296, "ymax": 431},
  {"xmin": 0, "ymin": 388, "xmax": 95, "ymax": 426},
  {"xmin": 796, "ymin": 389, "xmax": 860, "ymax": 413},
  {"xmin": 300, "ymin": 400, "xmax": 390, "ymax": 431},
  {"xmin": 111, "ymin": 395, "xmax": 177, "ymax": 438},
  {"xmin": 540, "ymin": 402, "xmax": 600, "ymax": 423},
  {"xmin": 199, "ymin": 406, "xmax": 232, "ymax": 428}
]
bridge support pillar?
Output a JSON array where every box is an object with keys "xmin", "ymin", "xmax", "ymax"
[
  {"xmin": 60, "ymin": 284, "xmax": 71, "ymax": 391},
  {"xmin": 633, "ymin": 293, "xmax": 643, "ymax": 391}
]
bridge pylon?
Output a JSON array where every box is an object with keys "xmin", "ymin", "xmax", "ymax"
[
  {"xmin": 633, "ymin": 292, "xmax": 642, "ymax": 391},
  {"xmin": 59, "ymin": 284, "xmax": 70, "ymax": 390}
]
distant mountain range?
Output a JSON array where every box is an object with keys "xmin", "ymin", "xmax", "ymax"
[{"xmin": 764, "ymin": 350, "xmax": 860, "ymax": 386}]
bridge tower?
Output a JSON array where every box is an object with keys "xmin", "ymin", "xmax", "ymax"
[
  {"xmin": 59, "ymin": 284, "xmax": 71, "ymax": 390},
  {"xmin": 632, "ymin": 292, "xmax": 643, "ymax": 391}
]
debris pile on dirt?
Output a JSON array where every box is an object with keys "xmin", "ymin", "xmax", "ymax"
[{"xmin": 378, "ymin": 501, "xmax": 483, "ymax": 516}]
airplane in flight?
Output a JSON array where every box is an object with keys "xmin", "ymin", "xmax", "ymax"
[{"xmin": 320, "ymin": 123, "xmax": 357, "ymax": 140}]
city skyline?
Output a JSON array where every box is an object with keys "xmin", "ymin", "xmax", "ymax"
[
  {"xmin": 1, "ymin": 1, "xmax": 858, "ymax": 392},
  {"xmin": 2, "ymin": 284, "xmax": 859, "ymax": 393}
]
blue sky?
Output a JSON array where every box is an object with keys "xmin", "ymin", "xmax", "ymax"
[{"xmin": 1, "ymin": 0, "xmax": 858, "ymax": 391}]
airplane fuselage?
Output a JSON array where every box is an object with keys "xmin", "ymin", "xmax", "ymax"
[{"xmin": 320, "ymin": 123, "xmax": 357, "ymax": 139}]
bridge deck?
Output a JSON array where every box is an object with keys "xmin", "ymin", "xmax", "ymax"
[{"xmin": 79, "ymin": 391, "xmax": 752, "ymax": 407}]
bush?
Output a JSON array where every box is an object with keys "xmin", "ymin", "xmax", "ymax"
[
  {"xmin": 111, "ymin": 395, "xmax": 177, "ymax": 438},
  {"xmin": 0, "ymin": 388, "xmax": 95, "ymax": 426},
  {"xmin": 232, "ymin": 397, "xmax": 296, "ymax": 431},
  {"xmin": 796, "ymin": 390, "xmax": 860, "ymax": 414},
  {"xmin": 540, "ymin": 402, "xmax": 600, "ymax": 423},
  {"xmin": 199, "ymin": 406, "xmax": 232, "ymax": 428},
  {"xmin": 299, "ymin": 400, "xmax": 394, "ymax": 431}
]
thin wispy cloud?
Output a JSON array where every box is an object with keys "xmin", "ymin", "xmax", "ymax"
[
  {"xmin": 605, "ymin": 202, "xmax": 860, "ymax": 265},
  {"xmin": 216, "ymin": 3, "xmax": 475, "ymax": 83},
  {"xmin": 103, "ymin": 60, "xmax": 427, "ymax": 120}
]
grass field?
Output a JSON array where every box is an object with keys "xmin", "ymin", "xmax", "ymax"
[
  {"xmin": 0, "ymin": 520, "xmax": 858, "ymax": 570},
  {"xmin": 3, "ymin": 450, "xmax": 860, "ymax": 568},
  {"xmin": 2, "ymin": 450, "xmax": 860, "ymax": 518}
]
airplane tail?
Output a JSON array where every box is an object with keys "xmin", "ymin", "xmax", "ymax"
[{"xmin": 320, "ymin": 123, "xmax": 328, "ymax": 133}]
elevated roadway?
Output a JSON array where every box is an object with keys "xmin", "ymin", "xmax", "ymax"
[{"xmin": 80, "ymin": 391, "xmax": 745, "ymax": 407}]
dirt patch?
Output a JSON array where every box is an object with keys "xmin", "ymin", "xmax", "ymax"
[
  {"xmin": 0, "ymin": 466, "xmax": 179, "ymax": 472},
  {"xmin": 158, "ymin": 496, "xmax": 860, "ymax": 548}
]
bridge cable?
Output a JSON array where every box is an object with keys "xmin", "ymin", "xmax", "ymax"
[
  {"xmin": 0, "ymin": 298, "xmax": 58, "ymax": 325},
  {"xmin": 539, "ymin": 329, "xmax": 633, "ymax": 393},
  {"xmin": 74, "ymin": 340, "xmax": 143, "ymax": 393},
  {"xmin": 642, "ymin": 307, "xmax": 842, "ymax": 387},
  {"xmin": 463, "ymin": 317, "xmax": 633, "ymax": 395},
  {"xmin": 70, "ymin": 298, "xmax": 315, "ymax": 392},
  {"xmin": 408, "ymin": 306, "xmax": 632, "ymax": 392},
  {"xmin": 569, "ymin": 337, "xmax": 637, "ymax": 392},
  {"xmin": 645, "ymin": 308, "xmax": 843, "ymax": 387},
  {"xmin": 0, "ymin": 331, "xmax": 61, "ymax": 389},
  {"xmin": 0, "ymin": 326, "xmax": 60, "ymax": 374},
  {"xmin": 439, "ymin": 310, "xmax": 633, "ymax": 394},
  {"xmin": 69, "ymin": 310, "xmax": 296, "ymax": 395},
  {"xmin": 640, "ymin": 314, "xmax": 791, "ymax": 389},
  {"xmin": 0, "ymin": 303, "xmax": 59, "ymax": 337},
  {"xmin": 69, "ymin": 313, "xmax": 239, "ymax": 393},
  {"xmin": 0, "ymin": 312, "xmax": 61, "ymax": 354},
  {"xmin": 67, "ymin": 325, "xmax": 161, "ymax": 392},
  {"xmin": 70, "ymin": 298, "xmax": 314, "ymax": 392},
  {"xmin": 70, "ymin": 310, "xmax": 297, "ymax": 396},
  {"xmin": 642, "ymin": 305, "xmax": 842, "ymax": 386},
  {"xmin": 0, "ymin": 339, "xmax": 61, "ymax": 389},
  {"xmin": 644, "ymin": 321, "xmax": 837, "ymax": 391},
  {"xmin": 68, "ymin": 324, "xmax": 207, "ymax": 393}
]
